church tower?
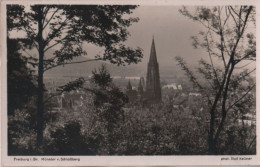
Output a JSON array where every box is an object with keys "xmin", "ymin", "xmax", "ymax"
[
  {"xmin": 145, "ymin": 37, "xmax": 162, "ymax": 103},
  {"xmin": 127, "ymin": 80, "xmax": 132, "ymax": 91}
]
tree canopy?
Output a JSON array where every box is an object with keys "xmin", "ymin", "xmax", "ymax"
[
  {"xmin": 7, "ymin": 4, "xmax": 143, "ymax": 148},
  {"xmin": 177, "ymin": 6, "xmax": 256, "ymax": 154},
  {"xmin": 7, "ymin": 5, "xmax": 143, "ymax": 69}
]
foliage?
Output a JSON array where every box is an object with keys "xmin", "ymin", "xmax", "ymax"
[
  {"xmin": 178, "ymin": 6, "xmax": 256, "ymax": 154},
  {"xmin": 7, "ymin": 4, "xmax": 143, "ymax": 147},
  {"xmin": 90, "ymin": 65, "xmax": 128, "ymax": 123},
  {"xmin": 88, "ymin": 65, "xmax": 128, "ymax": 154},
  {"xmin": 12, "ymin": 86, "xmax": 255, "ymax": 155},
  {"xmin": 7, "ymin": 5, "xmax": 143, "ymax": 70},
  {"xmin": 46, "ymin": 121, "xmax": 98, "ymax": 155},
  {"xmin": 8, "ymin": 95, "xmax": 59, "ymax": 155},
  {"xmin": 57, "ymin": 77, "xmax": 86, "ymax": 92},
  {"xmin": 7, "ymin": 38, "xmax": 37, "ymax": 115},
  {"xmin": 114, "ymin": 106, "xmax": 207, "ymax": 155},
  {"xmin": 91, "ymin": 65, "xmax": 112, "ymax": 87},
  {"xmin": 8, "ymin": 109, "xmax": 37, "ymax": 155},
  {"xmin": 42, "ymin": 65, "xmax": 128, "ymax": 155}
]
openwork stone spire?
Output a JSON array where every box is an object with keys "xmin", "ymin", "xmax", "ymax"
[
  {"xmin": 149, "ymin": 36, "xmax": 158, "ymax": 64},
  {"xmin": 145, "ymin": 37, "xmax": 162, "ymax": 103}
]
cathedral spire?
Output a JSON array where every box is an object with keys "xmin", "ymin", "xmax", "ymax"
[
  {"xmin": 149, "ymin": 36, "xmax": 158, "ymax": 63},
  {"xmin": 145, "ymin": 36, "xmax": 161, "ymax": 103}
]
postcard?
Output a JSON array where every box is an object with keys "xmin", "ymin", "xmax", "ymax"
[{"xmin": 1, "ymin": 0, "xmax": 259, "ymax": 166}]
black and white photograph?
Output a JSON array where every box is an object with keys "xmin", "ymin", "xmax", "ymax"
[{"xmin": 1, "ymin": 0, "xmax": 259, "ymax": 166}]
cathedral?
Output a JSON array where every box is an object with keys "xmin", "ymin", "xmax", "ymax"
[
  {"xmin": 126, "ymin": 37, "xmax": 162, "ymax": 106},
  {"xmin": 145, "ymin": 37, "xmax": 162, "ymax": 103}
]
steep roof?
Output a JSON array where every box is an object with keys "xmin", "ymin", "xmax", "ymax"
[
  {"xmin": 127, "ymin": 80, "xmax": 132, "ymax": 90},
  {"xmin": 138, "ymin": 79, "xmax": 143, "ymax": 93}
]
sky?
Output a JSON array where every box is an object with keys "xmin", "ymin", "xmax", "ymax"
[
  {"xmin": 84, "ymin": 6, "xmax": 206, "ymax": 71},
  {"xmin": 124, "ymin": 6, "xmax": 204, "ymax": 66},
  {"xmin": 9, "ymin": 5, "xmax": 255, "ymax": 75},
  {"xmin": 112, "ymin": 6, "xmax": 255, "ymax": 74}
]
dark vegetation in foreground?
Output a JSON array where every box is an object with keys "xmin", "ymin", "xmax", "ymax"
[{"xmin": 8, "ymin": 65, "xmax": 256, "ymax": 155}]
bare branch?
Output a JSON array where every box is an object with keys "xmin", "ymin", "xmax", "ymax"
[
  {"xmin": 44, "ymin": 58, "xmax": 101, "ymax": 72},
  {"xmin": 22, "ymin": 48, "xmax": 35, "ymax": 58},
  {"xmin": 217, "ymin": 7, "xmax": 228, "ymax": 67},
  {"xmin": 205, "ymin": 30, "xmax": 220, "ymax": 86},
  {"xmin": 176, "ymin": 57, "xmax": 204, "ymax": 90},
  {"xmin": 226, "ymin": 83, "xmax": 255, "ymax": 112},
  {"xmin": 230, "ymin": 6, "xmax": 245, "ymax": 23},
  {"xmin": 247, "ymin": 135, "xmax": 256, "ymax": 153},
  {"xmin": 223, "ymin": 7, "xmax": 230, "ymax": 27},
  {"xmin": 44, "ymin": 92, "xmax": 62, "ymax": 104},
  {"xmin": 44, "ymin": 39, "xmax": 63, "ymax": 52},
  {"xmin": 228, "ymin": 6, "xmax": 239, "ymax": 28},
  {"xmin": 230, "ymin": 6, "xmax": 253, "ymax": 61},
  {"xmin": 45, "ymin": 18, "xmax": 69, "ymax": 46},
  {"xmin": 235, "ymin": 60, "xmax": 255, "ymax": 69},
  {"xmin": 21, "ymin": 27, "xmax": 39, "ymax": 51},
  {"xmin": 43, "ymin": 8, "xmax": 59, "ymax": 30},
  {"xmin": 235, "ymin": 49, "xmax": 256, "ymax": 63},
  {"xmin": 241, "ymin": 68, "xmax": 255, "ymax": 78},
  {"xmin": 42, "ymin": 7, "xmax": 50, "ymax": 25}
]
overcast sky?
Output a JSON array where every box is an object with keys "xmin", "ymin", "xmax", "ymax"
[
  {"xmin": 10, "ymin": 5, "xmax": 255, "ymax": 74},
  {"xmin": 85, "ymin": 6, "xmax": 206, "ymax": 70},
  {"xmin": 109, "ymin": 6, "xmax": 254, "ymax": 73},
  {"xmin": 126, "ymin": 6, "xmax": 204, "ymax": 66}
]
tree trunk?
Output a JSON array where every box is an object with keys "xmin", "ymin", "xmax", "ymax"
[
  {"xmin": 208, "ymin": 115, "xmax": 216, "ymax": 154},
  {"xmin": 212, "ymin": 63, "xmax": 235, "ymax": 152},
  {"xmin": 36, "ymin": 7, "xmax": 44, "ymax": 148},
  {"xmin": 208, "ymin": 140, "xmax": 216, "ymax": 154}
]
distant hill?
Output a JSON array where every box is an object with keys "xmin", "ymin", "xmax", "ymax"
[
  {"xmin": 26, "ymin": 48, "xmax": 186, "ymax": 79},
  {"xmin": 45, "ymin": 56, "xmax": 146, "ymax": 78}
]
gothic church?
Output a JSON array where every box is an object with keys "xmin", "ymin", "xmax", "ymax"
[{"xmin": 126, "ymin": 37, "xmax": 162, "ymax": 106}]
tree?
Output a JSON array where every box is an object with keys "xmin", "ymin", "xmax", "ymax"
[
  {"xmin": 7, "ymin": 37, "xmax": 38, "ymax": 155},
  {"xmin": 55, "ymin": 64, "xmax": 128, "ymax": 154},
  {"xmin": 47, "ymin": 121, "xmax": 92, "ymax": 155},
  {"xmin": 178, "ymin": 6, "xmax": 255, "ymax": 154},
  {"xmin": 7, "ymin": 38, "xmax": 37, "ymax": 116},
  {"xmin": 7, "ymin": 5, "xmax": 143, "ymax": 148},
  {"xmin": 89, "ymin": 65, "xmax": 128, "ymax": 154}
]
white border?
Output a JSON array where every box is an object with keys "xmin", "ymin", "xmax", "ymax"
[{"xmin": 1, "ymin": 0, "xmax": 260, "ymax": 166}]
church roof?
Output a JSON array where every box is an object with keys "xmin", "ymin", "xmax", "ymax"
[
  {"xmin": 149, "ymin": 36, "xmax": 158, "ymax": 64},
  {"xmin": 138, "ymin": 79, "xmax": 143, "ymax": 92},
  {"xmin": 127, "ymin": 80, "xmax": 132, "ymax": 90}
]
